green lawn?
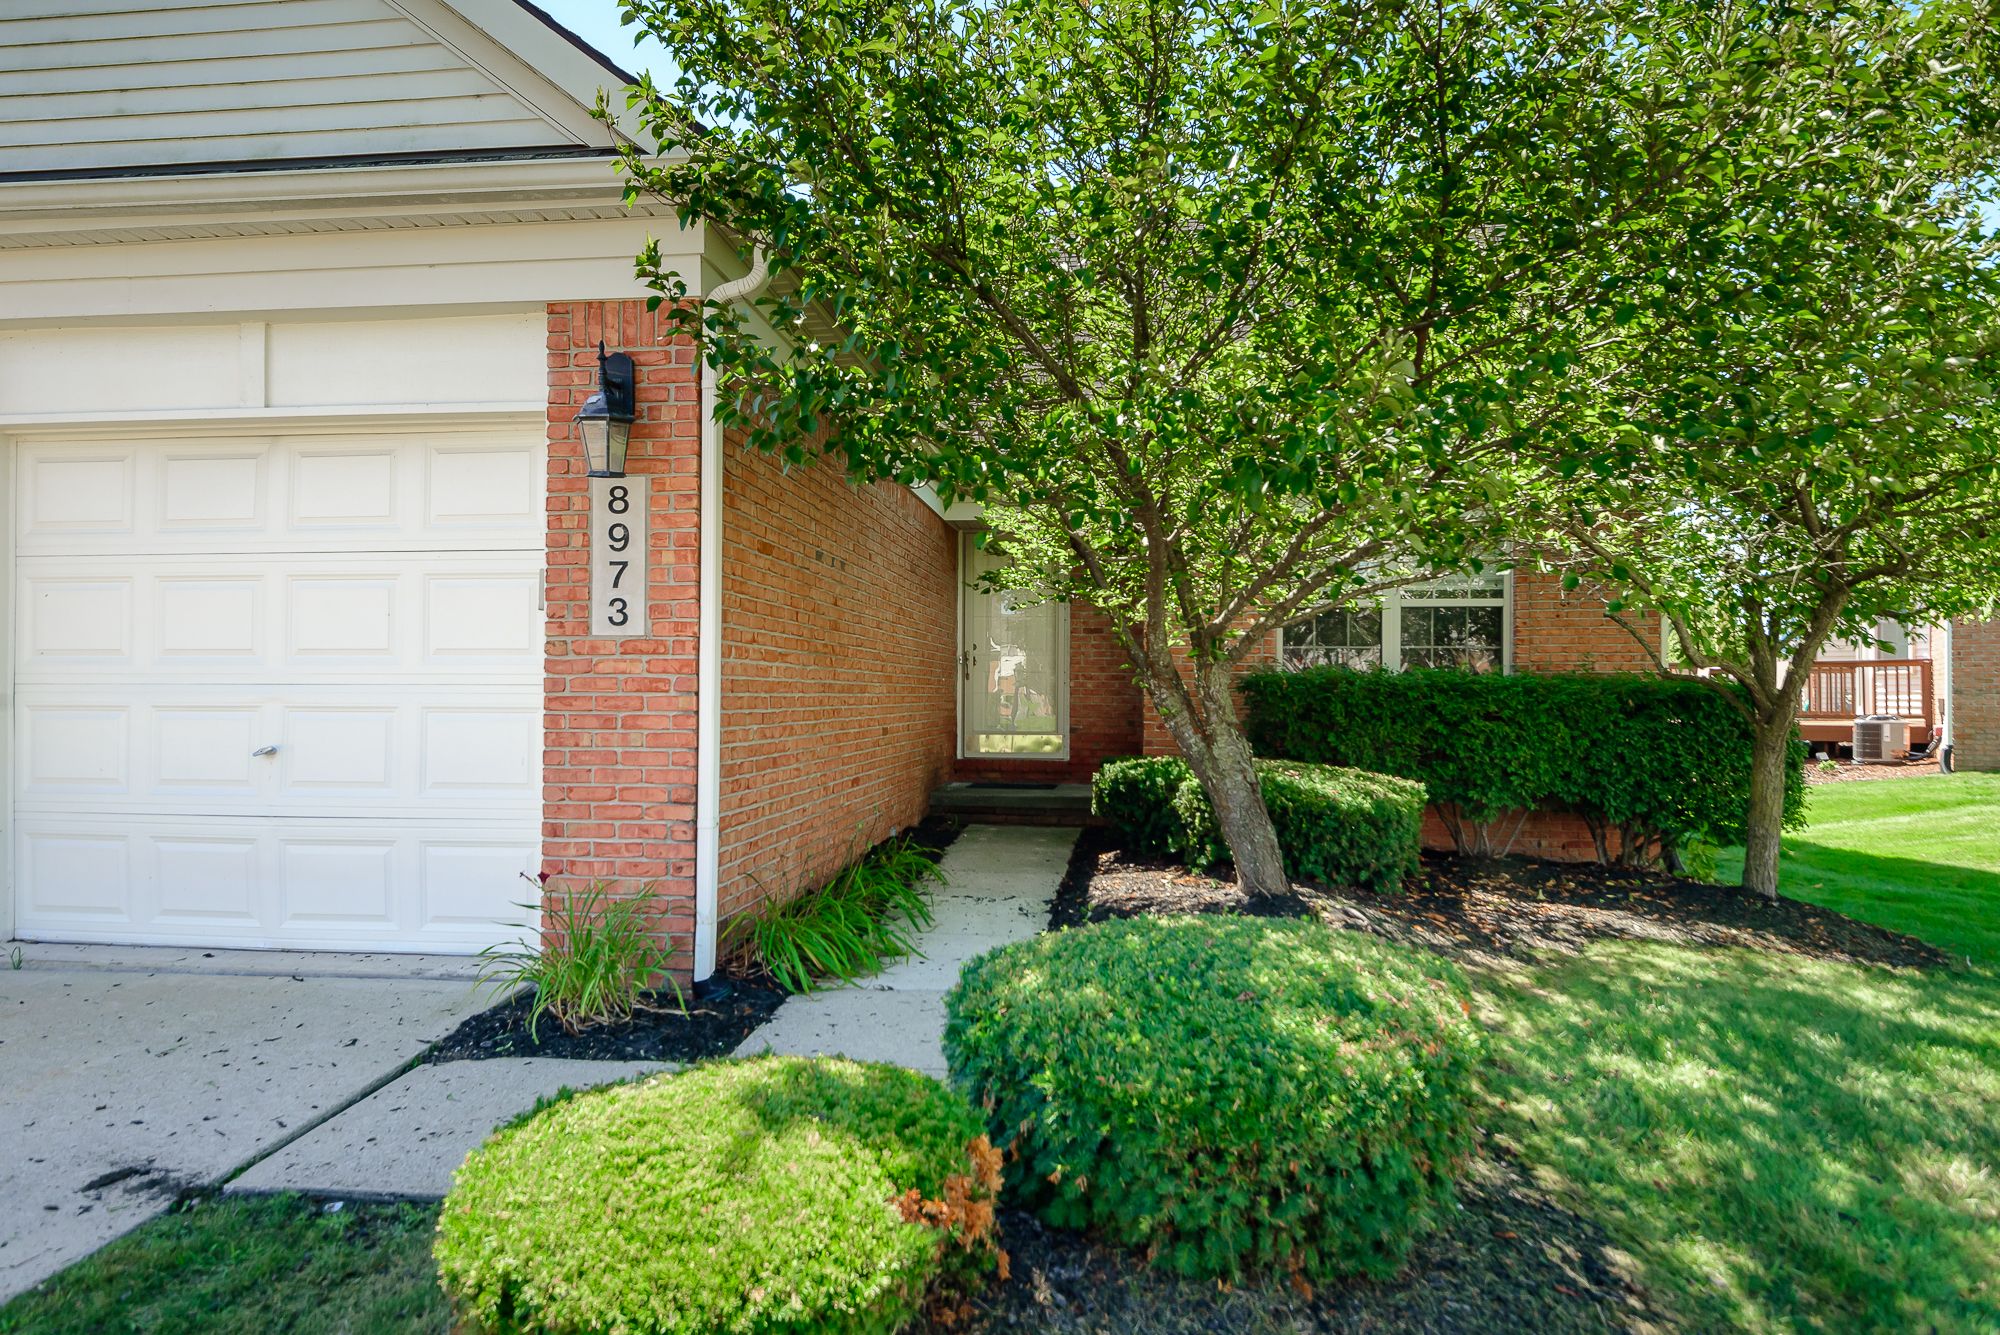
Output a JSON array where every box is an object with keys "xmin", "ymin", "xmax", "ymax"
[
  {"xmin": 1489, "ymin": 772, "xmax": 2000, "ymax": 1331},
  {"xmin": 1717, "ymin": 771, "xmax": 2000, "ymax": 964},
  {"xmin": 1483, "ymin": 946, "xmax": 2000, "ymax": 1332},
  {"xmin": 0, "ymin": 1195, "xmax": 446, "ymax": 1335}
]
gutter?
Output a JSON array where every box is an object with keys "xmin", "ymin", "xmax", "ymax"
[{"xmin": 691, "ymin": 247, "xmax": 770, "ymax": 984}]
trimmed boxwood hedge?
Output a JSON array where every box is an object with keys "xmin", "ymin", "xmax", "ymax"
[
  {"xmin": 1091, "ymin": 756, "xmax": 1196, "ymax": 857},
  {"xmin": 1239, "ymin": 668, "xmax": 1806, "ymax": 860},
  {"xmin": 1093, "ymin": 756, "xmax": 1425, "ymax": 892},
  {"xmin": 944, "ymin": 916, "xmax": 1481, "ymax": 1283},
  {"xmin": 434, "ymin": 1056, "xmax": 1001, "ymax": 1335}
]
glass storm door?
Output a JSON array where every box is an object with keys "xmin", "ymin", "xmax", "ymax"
[{"xmin": 960, "ymin": 539, "xmax": 1069, "ymax": 758}]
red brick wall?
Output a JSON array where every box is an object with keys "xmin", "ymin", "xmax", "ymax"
[
  {"xmin": 716, "ymin": 442, "xmax": 958, "ymax": 923},
  {"xmin": 1418, "ymin": 808, "xmax": 1624, "ymax": 860},
  {"xmin": 1953, "ymin": 617, "xmax": 2000, "ymax": 771},
  {"xmin": 1512, "ymin": 570, "xmax": 1660, "ymax": 673},
  {"xmin": 1137, "ymin": 633, "xmax": 1278, "ymax": 757},
  {"xmin": 954, "ymin": 597, "xmax": 1145, "ymax": 783},
  {"xmin": 541, "ymin": 302, "xmax": 702, "ymax": 955}
]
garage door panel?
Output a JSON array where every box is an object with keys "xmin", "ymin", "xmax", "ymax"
[
  {"xmin": 15, "ymin": 815, "xmax": 537, "ymax": 951},
  {"xmin": 420, "ymin": 842, "xmax": 540, "ymax": 929},
  {"xmin": 283, "ymin": 708, "xmax": 397, "ymax": 791},
  {"xmin": 280, "ymin": 840, "xmax": 396, "ymax": 930},
  {"xmin": 13, "ymin": 429, "xmax": 543, "ymax": 954},
  {"xmin": 160, "ymin": 450, "xmax": 267, "ymax": 532},
  {"xmin": 20, "ymin": 706, "xmax": 130, "ymax": 791},
  {"xmin": 18, "ymin": 689, "xmax": 536, "ymax": 817},
  {"xmin": 21, "ymin": 452, "xmax": 136, "ymax": 537},
  {"xmin": 157, "ymin": 577, "xmax": 263, "ymax": 659},
  {"xmin": 290, "ymin": 447, "xmax": 400, "ymax": 529},
  {"xmin": 154, "ymin": 838, "xmax": 261, "ymax": 926},
  {"xmin": 22, "ymin": 831, "xmax": 130, "ymax": 919},
  {"xmin": 428, "ymin": 444, "xmax": 538, "ymax": 528},
  {"xmin": 17, "ymin": 433, "xmax": 541, "ymax": 558},
  {"xmin": 425, "ymin": 573, "xmax": 539, "ymax": 658},
  {"xmin": 17, "ymin": 552, "xmax": 538, "ymax": 682},
  {"xmin": 286, "ymin": 575, "xmax": 397, "ymax": 658},
  {"xmin": 155, "ymin": 707, "xmax": 264, "ymax": 789},
  {"xmin": 25, "ymin": 576, "xmax": 135, "ymax": 662},
  {"xmin": 420, "ymin": 708, "xmax": 537, "ymax": 795}
]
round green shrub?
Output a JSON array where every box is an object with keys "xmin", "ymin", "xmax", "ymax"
[
  {"xmin": 944, "ymin": 916, "xmax": 1481, "ymax": 1283},
  {"xmin": 435, "ymin": 1056, "xmax": 1001, "ymax": 1335},
  {"xmin": 1174, "ymin": 760, "xmax": 1426, "ymax": 893},
  {"xmin": 1091, "ymin": 756, "xmax": 1195, "ymax": 856}
]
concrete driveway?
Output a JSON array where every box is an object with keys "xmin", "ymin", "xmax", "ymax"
[{"xmin": 0, "ymin": 943, "xmax": 484, "ymax": 1302}]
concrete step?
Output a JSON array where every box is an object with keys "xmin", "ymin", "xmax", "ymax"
[{"xmin": 928, "ymin": 781, "xmax": 1094, "ymax": 825}]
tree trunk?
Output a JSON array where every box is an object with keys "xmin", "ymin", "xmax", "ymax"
[
  {"xmin": 1193, "ymin": 725, "xmax": 1291, "ymax": 898},
  {"xmin": 1741, "ymin": 709, "xmax": 1795, "ymax": 899},
  {"xmin": 1146, "ymin": 657, "xmax": 1290, "ymax": 898}
]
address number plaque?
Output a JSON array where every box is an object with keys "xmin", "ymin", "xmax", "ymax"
[{"xmin": 588, "ymin": 475, "xmax": 650, "ymax": 637}]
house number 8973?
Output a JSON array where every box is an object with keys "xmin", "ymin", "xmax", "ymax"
[{"xmin": 589, "ymin": 476, "xmax": 650, "ymax": 637}]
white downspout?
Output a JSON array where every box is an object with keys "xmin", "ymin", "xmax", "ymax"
[
  {"xmin": 1939, "ymin": 620, "xmax": 1955, "ymax": 772},
  {"xmin": 693, "ymin": 245, "xmax": 770, "ymax": 984}
]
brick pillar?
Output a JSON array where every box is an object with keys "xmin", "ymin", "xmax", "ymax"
[
  {"xmin": 542, "ymin": 301, "xmax": 702, "ymax": 958},
  {"xmin": 1952, "ymin": 618, "xmax": 2000, "ymax": 771}
]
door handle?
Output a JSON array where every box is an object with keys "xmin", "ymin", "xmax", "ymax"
[{"xmin": 252, "ymin": 745, "xmax": 279, "ymax": 757}]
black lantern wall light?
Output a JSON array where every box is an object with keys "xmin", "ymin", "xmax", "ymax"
[{"xmin": 574, "ymin": 341, "xmax": 637, "ymax": 477}]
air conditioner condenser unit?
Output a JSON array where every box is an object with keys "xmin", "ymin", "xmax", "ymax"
[{"xmin": 1851, "ymin": 715, "xmax": 1906, "ymax": 764}]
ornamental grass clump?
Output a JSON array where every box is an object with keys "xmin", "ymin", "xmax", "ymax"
[
  {"xmin": 945, "ymin": 916, "xmax": 1481, "ymax": 1284},
  {"xmin": 435, "ymin": 1056, "xmax": 1003, "ymax": 1335},
  {"xmin": 473, "ymin": 878, "xmax": 681, "ymax": 1040},
  {"xmin": 732, "ymin": 835, "xmax": 944, "ymax": 993}
]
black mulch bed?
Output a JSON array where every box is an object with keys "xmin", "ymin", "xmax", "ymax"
[
  {"xmin": 921, "ymin": 1157, "xmax": 1660, "ymax": 1334},
  {"xmin": 425, "ymin": 818, "xmax": 966, "ymax": 1065},
  {"xmin": 423, "ymin": 971, "xmax": 791, "ymax": 1064},
  {"xmin": 1052, "ymin": 824, "xmax": 1949, "ymax": 970}
]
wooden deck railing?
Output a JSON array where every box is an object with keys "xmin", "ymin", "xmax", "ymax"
[{"xmin": 1800, "ymin": 658, "xmax": 1935, "ymax": 729}]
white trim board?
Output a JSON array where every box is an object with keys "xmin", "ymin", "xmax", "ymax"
[
  {"xmin": 0, "ymin": 315, "xmax": 547, "ymax": 420},
  {"xmin": 0, "ymin": 217, "xmax": 699, "ymax": 324}
]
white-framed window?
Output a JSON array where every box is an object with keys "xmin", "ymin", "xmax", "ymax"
[{"xmin": 1281, "ymin": 572, "xmax": 1511, "ymax": 672}]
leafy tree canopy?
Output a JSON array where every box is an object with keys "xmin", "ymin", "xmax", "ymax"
[
  {"xmin": 611, "ymin": 0, "xmax": 1773, "ymax": 661},
  {"xmin": 1521, "ymin": 0, "xmax": 2000, "ymax": 893},
  {"xmin": 608, "ymin": 0, "xmax": 2000, "ymax": 894}
]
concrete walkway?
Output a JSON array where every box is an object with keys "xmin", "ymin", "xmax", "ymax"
[
  {"xmin": 229, "ymin": 1058, "xmax": 670, "ymax": 1200},
  {"xmin": 734, "ymin": 823, "xmax": 1075, "ymax": 1078},
  {"xmin": 0, "ymin": 945, "xmax": 483, "ymax": 1301}
]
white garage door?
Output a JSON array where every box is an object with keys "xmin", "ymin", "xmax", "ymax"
[{"xmin": 11, "ymin": 429, "xmax": 543, "ymax": 953}]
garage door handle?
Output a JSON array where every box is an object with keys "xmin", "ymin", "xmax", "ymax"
[{"xmin": 252, "ymin": 745, "xmax": 279, "ymax": 757}]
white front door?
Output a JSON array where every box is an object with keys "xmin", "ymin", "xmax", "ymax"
[
  {"xmin": 960, "ymin": 537, "xmax": 1068, "ymax": 759},
  {"xmin": 11, "ymin": 428, "xmax": 543, "ymax": 953}
]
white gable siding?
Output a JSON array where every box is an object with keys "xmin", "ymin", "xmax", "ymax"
[{"xmin": 0, "ymin": 0, "xmax": 602, "ymax": 177}]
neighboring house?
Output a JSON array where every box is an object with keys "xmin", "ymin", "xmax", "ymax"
[
  {"xmin": 1798, "ymin": 619, "xmax": 1947, "ymax": 755},
  {"xmin": 4, "ymin": 4, "xmax": 1991, "ymax": 985},
  {"xmin": 1952, "ymin": 620, "xmax": 2000, "ymax": 771}
]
